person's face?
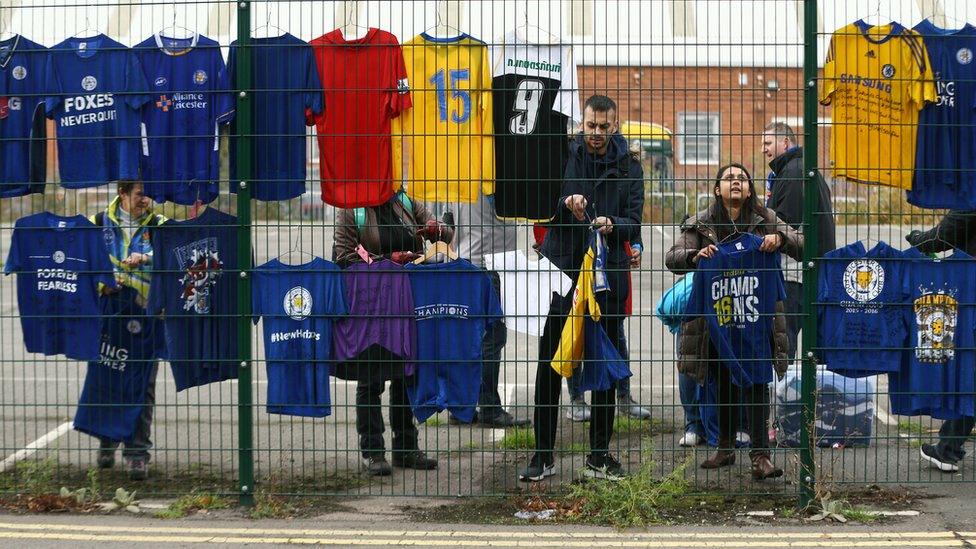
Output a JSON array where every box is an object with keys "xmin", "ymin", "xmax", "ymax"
[
  {"xmin": 716, "ymin": 166, "xmax": 751, "ymax": 207},
  {"xmin": 119, "ymin": 184, "xmax": 150, "ymax": 218},
  {"xmin": 582, "ymin": 107, "xmax": 618, "ymax": 154},
  {"xmin": 761, "ymin": 132, "xmax": 792, "ymax": 161}
]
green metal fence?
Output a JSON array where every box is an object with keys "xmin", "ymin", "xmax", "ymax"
[{"xmin": 0, "ymin": 0, "xmax": 974, "ymax": 512}]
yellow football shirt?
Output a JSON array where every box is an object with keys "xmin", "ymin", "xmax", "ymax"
[
  {"xmin": 394, "ymin": 33, "xmax": 495, "ymax": 203},
  {"xmin": 820, "ymin": 21, "xmax": 936, "ymax": 189}
]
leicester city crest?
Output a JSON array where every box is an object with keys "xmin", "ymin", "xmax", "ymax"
[
  {"xmin": 843, "ymin": 259, "xmax": 884, "ymax": 302},
  {"xmin": 283, "ymin": 286, "xmax": 312, "ymax": 321},
  {"xmin": 193, "ymin": 70, "xmax": 208, "ymax": 85},
  {"xmin": 958, "ymin": 47, "xmax": 973, "ymax": 65}
]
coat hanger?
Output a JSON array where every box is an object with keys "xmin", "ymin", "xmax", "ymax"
[
  {"xmin": 278, "ymin": 228, "xmax": 315, "ymax": 265},
  {"xmin": 862, "ymin": 1, "xmax": 893, "ymax": 26},
  {"xmin": 413, "ymin": 240, "xmax": 459, "ymax": 264},
  {"xmin": 72, "ymin": 14, "xmax": 101, "ymax": 39},
  {"xmin": 926, "ymin": 8, "xmax": 968, "ymax": 30},
  {"xmin": 159, "ymin": 2, "xmax": 196, "ymax": 40},
  {"xmin": 337, "ymin": 1, "xmax": 370, "ymax": 40},
  {"xmin": 0, "ymin": 13, "xmax": 15, "ymax": 41},
  {"xmin": 425, "ymin": 1, "xmax": 464, "ymax": 38},
  {"xmin": 252, "ymin": 1, "xmax": 286, "ymax": 39},
  {"xmin": 516, "ymin": 5, "xmax": 559, "ymax": 45}
]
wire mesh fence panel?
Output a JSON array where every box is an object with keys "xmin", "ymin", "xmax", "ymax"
[{"xmin": 0, "ymin": 0, "xmax": 972, "ymax": 510}]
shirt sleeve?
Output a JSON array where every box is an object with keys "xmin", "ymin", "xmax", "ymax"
[
  {"xmin": 484, "ymin": 272, "xmax": 504, "ymax": 330},
  {"xmin": 819, "ymin": 34, "xmax": 837, "ymax": 106},
  {"xmin": 43, "ymin": 53, "xmax": 62, "ymax": 118},
  {"xmin": 145, "ymin": 229, "xmax": 164, "ymax": 315},
  {"xmin": 554, "ymin": 45, "xmax": 581, "ymax": 124},
  {"xmin": 125, "ymin": 51, "xmax": 151, "ymax": 111},
  {"xmin": 389, "ymin": 39, "xmax": 412, "ymax": 118},
  {"xmin": 328, "ymin": 263, "xmax": 348, "ymax": 316},
  {"xmin": 479, "ymin": 44, "xmax": 496, "ymax": 195},
  {"xmin": 214, "ymin": 49, "xmax": 236, "ymax": 124},
  {"xmin": 3, "ymin": 223, "xmax": 22, "ymax": 274},
  {"xmin": 910, "ymin": 31, "xmax": 937, "ymax": 107},
  {"xmin": 304, "ymin": 45, "xmax": 324, "ymax": 119},
  {"xmin": 91, "ymin": 226, "xmax": 119, "ymax": 291},
  {"xmin": 684, "ymin": 262, "xmax": 707, "ymax": 317}
]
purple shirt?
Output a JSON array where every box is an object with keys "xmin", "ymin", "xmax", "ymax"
[{"xmin": 333, "ymin": 259, "xmax": 416, "ymax": 373}]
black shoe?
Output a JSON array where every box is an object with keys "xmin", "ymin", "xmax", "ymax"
[
  {"xmin": 392, "ymin": 451, "xmax": 438, "ymax": 470},
  {"xmin": 361, "ymin": 453, "xmax": 392, "ymax": 476},
  {"xmin": 920, "ymin": 444, "xmax": 959, "ymax": 473},
  {"xmin": 519, "ymin": 454, "xmax": 555, "ymax": 482},
  {"xmin": 583, "ymin": 454, "xmax": 625, "ymax": 481},
  {"xmin": 479, "ymin": 410, "xmax": 530, "ymax": 428},
  {"xmin": 97, "ymin": 448, "xmax": 116, "ymax": 469},
  {"xmin": 449, "ymin": 412, "xmax": 477, "ymax": 425}
]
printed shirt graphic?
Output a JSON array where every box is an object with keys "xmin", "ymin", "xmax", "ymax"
[
  {"xmin": 74, "ymin": 287, "xmax": 162, "ymax": 442},
  {"xmin": 394, "ymin": 33, "xmax": 495, "ymax": 203},
  {"xmin": 686, "ymin": 233, "xmax": 786, "ymax": 387},
  {"xmin": 404, "ymin": 259, "xmax": 502, "ymax": 423},
  {"xmin": 332, "ymin": 259, "xmax": 416, "ymax": 367},
  {"xmin": 228, "ymin": 34, "xmax": 323, "ymax": 201},
  {"xmin": 0, "ymin": 35, "xmax": 48, "ymax": 198},
  {"xmin": 147, "ymin": 208, "xmax": 239, "ymax": 391},
  {"xmin": 136, "ymin": 33, "xmax": 235, "ymax": 206},
  {"xmin": 820, "ymin": 20, "xmax": 936, "ymax": 190},
  {"xmin": 889, "ymin": 248, "xmax": 976, "ymax": 419},
  {"xmin": 818, "ymin": 240, "xmax": 910, "ymax": 377},
  {"xmin": 909, "ymin": 21, "xmax": 976, "ymax": 209},
  {"xmin": 45, "ymin": 34, "xmax": 150, "ymax": 188},
  {"xmin": 311, "ymin": 28, "xmax": 412, "ymax": 208},
  {"xmin": 3, "ymin": 212, "xmax": 116, "ymax": 361},
  {"xmin": 491, "ymin": 31, "xmax": 580, "ymax": 221},
  {"xmin": 252, "ymin": 258, "xmax": 347, "ymax": 417}
]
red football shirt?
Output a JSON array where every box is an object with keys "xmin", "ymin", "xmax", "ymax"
[{"xmin": 311, "ymin": 28, "xmax": 412, "ymax": 207}]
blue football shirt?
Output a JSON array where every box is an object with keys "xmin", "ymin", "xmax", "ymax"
[
  {"xmin": 0, "ymin": 35, "xmax": 48, "ymax": 197},
  {"xmin": 4, "ymin": 212, "xmax": 116, "ymax": 360},
  {"xmin": 404, "ymin": 259, "xmax": 503, "ymax": 423},
  {"xmin": 74, "ymin": 287, "xmax": 162, "ymax": 442},
  {"xmin": 686, "ymin": 233, "xmax": 786, "ymax": 387},
  {"xmin": 909, "ymin": 21, "xmax": 976, "ymax": 209},
  {"xmin": 147, "ymin": 208, "xmax": 239, "ymax": 391},
  {"xmin": 818, "ymin": 241, "xmax": 911, "ymax": 377},
  {"xmin": 228, "ymin": 34, "xmax": 323, "ymax": 201},
  {"xmin": 252, "ymin": 257, "xmax": 346, "ymax": 417},
  {"xmin": 136, "ymin": 33, "xmax": 235, "ymax": 205},
  {"xmin": 45, "ymin": 35, "xmax": 150, "ymax": 188},
  {"xmin": 889, "ymin": 248, "xmax": 976, "ymax": 420}
]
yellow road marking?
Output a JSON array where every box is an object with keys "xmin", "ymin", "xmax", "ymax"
[
  {"xmin": 0, "ymin": 522, "xmax": 963, "ymax": 540},
  {"xmin": 0, "ymin": 531, "xmax": 969, "ymax": 547}
]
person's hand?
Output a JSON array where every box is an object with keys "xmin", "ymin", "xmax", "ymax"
[
  {"xmin": 592, "ymin": 216, "xmax": 613, "ymax": 235},
  {"xmin": 416, "ymin": 219, "xmax": 444, "ymax": 242},
  {"xmin": 629, "ymin": 246, "xmax": 642, "ymax": 268},
  {"xmin": 121, "ymin": 252, "xmax": 149, "ymax": 268},
  {"xmin": 390, "ymin": 251, "xmax": 421, "ymax": 265},
  {"xmin": 694, "ymin": 244, "xmax": 718, "ymax": 262},
  {"xmin": 760, "ymin": 233, "xmax": 784, "ymax": 253},
  {"xmin": 564, "ymin": 194, "xmax": 588, "ymax": 221}
]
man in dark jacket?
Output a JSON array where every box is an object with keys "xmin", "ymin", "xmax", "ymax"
[
  {"xmin": 519, "ymin": 95, "xmax": 644, "ymax": 482},
  {"xmin": 907, "ymin": 212, "xmax": 976, "ymax": 473},
  {"xmin": 761, "ymin": 122, "xmax": 836, "ymax": 362}
]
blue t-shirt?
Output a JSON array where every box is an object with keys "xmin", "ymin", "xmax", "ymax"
[
  {"xmin": 818, "ymin": 240, "xmax": 911, "ymax": 377},
  {"xmin": 74, "ymin": 287, "xmax": 162, "ymax": 442},
  {"xmin": 228, "ymin": 34, "xmax": 322, "ymax": 201},
  {"xmin": 909, "ymin": 21, "xmax": 976, "ymax": 209},
  {"xmin": 45, "ymin": 35, "xmax": 149, "ymax": 188},
  {"xmin": 686, "ymin": 233, "xmax": 786, "ymax": 387},
  {"xmin": 0, "ymin": 35, "xmax": 48, "ymax": 198},
  {"xmin": 404, "ymin": 259, "xmax": 503, "ymax": 423},
  {"xmin": 889, "ymin": 248, "xmax": 976, "ymax": 420},
  {"xmin": 147, "ymin": 208, "xmax": 239, "ymax": 391},
  {"xmin": 252, "ymin": 257, "xmax": 346, "ymax": 417},
  {"xmin": 136, "ymin": 34, "xmax": 235, "ymax": 205},
  {"xmin": 4, "ymin": 212, "xmax": 116, "ymax": 360}
]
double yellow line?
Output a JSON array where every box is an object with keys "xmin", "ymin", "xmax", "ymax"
[{"xmin": 0, "ymin": 522, "xmax": 972, "ymax": 547}]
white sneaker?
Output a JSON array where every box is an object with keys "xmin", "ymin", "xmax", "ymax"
[
  {"xmin": 678, "ymin": 432, "xmax": 701, "ymax": 447},
  {"xmin": 736, "ymin": 431, "xmax": 752, "ymax": 445}
]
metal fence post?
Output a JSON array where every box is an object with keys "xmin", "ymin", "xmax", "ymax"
[
  {"xmin": 235, "ymin": 0, "xmax": 255, "ymax": 507},
  {"xmin": 799, "ymin": 0, "xmax": 819, "ymax": 510}
]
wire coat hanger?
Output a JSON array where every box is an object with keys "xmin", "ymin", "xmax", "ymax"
[
  {"xmin": 426, "ymin": 1, "xmax": 463, "ymax": 38},
  {"xmin": 252, "ymin": 1, "xmax": 285, "ymax": 39},
  {"xmin": 516, "ymin": 4, "xmax": 559, "ymax": 45},
  {"xmin": 862, "ymin": 0, "xmax": 893, "ymax": 26},
  {"xmin": 338, "ymin": 1, "xmax": 370, "ymax": 40},
  {"xmin": 160, "ymin": 2, "xmax": 196, "ymax": 40},
  {"xmin": 73, "ymin": 14, "xmax": 100, "ymax": 39}
]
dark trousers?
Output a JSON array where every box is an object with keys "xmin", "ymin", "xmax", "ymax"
[
  {"xmin": 935, "ymin": 416, "xmax": 976, "ymax": 463},
  {"xmin": 477, "ymin": 271, "xmax": 506, "ymax": 419},
  {"xmin": 100, "ymin": 363, "xmax": 157, "ymax": 460},
  {"xmin": 714, "ymin": 364, "xmax": 770, "ymax": 454},
  {"xmin": 784, "ymin": 281, "xmax": 803, "ymax": 363},
  {"xmin": 356, "ymin": 378, "xmax": 418, "ymax": 457},
  {"xmin": 533, "ymin": 293, "xmax": 619, "ymax": 462}
]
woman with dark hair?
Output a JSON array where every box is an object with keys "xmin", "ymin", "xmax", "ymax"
[{"xmin": 665, "ymin": 163, "xmax": 803, "ymax": 480}]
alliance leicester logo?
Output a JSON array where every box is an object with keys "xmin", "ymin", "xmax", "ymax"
[
  {"xmin": 843, "ymin": 259, "xmax": 884, "ymax": 302},
  {"xmin": 156, "ymin": 95, "xmax": 173, "ymax": 112}
]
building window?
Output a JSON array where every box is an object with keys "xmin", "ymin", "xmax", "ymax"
[{"xmin": 677, "ymin": 112, "xmax": 720, "ymax": 165}]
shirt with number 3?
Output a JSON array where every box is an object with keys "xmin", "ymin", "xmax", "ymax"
[{"xmin": 394, "ymin": 33, "xmax": 494, "ymax": 203}]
